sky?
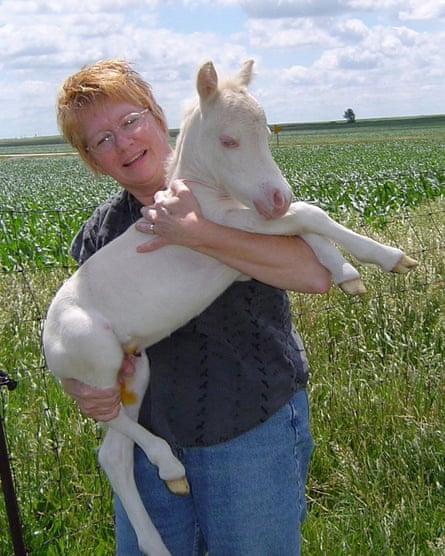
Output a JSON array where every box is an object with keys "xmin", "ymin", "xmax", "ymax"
[{"xmin": 0, "ymin": 0, "xmax": 444, "ymax": 139}]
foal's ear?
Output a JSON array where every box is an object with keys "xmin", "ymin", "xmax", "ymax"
[
  {"xmin": 237, "ymin": 59, "xmax": 254, "ymax": 87},
  {"xmin": 197, "ymin": 61, "xmax": 218, "ymax": 100}
]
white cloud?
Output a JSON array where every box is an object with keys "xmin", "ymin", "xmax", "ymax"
[
  {"xmin": 345, "ymin": 0, "xmax": 445, "ymax": 20},
  {"xmin": 399, "ymin": 0, "xmax": 445, "ymax": 20},
  {"xmin": 240, "ymin": 0, "xmax": 347, "ymax": 18},
  {"xmin": 239, "ymin": 0, "xmax": 445, "ymax": 21},
  {"xmin": 0, "ymin": 0, "xmax": 444, "ymax": 137},
  {"xmin": 252, "ymin": 12, "xmax": 444, "ymax": 123},
  {"xmin": 246, "ymin": 18, "xmax": 338, "ymax": 48},
  {"xmin": 346, "ymin": 0, "xmax": 402, "ymax": 11},
  {"xmin": 331, "ymin": 18, "xmax": 369, "ymax": 42}
]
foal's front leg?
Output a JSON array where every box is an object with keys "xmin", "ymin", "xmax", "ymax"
[
  {"xmin": 287, "ymin": 202, "xmax": 417, "ymax": 274},
  {"xmin": 301, "ymin": 233, "xmax": 367, "ymax": 294},
  {"xmin": 224, "ymin": 201, "xmax": 417, "ymax": 294}
]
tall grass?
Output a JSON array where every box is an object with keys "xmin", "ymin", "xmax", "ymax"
[
  {"xmin": 0, "ymin": 267, "xmax": 114, "ymax": 554},
  {"xmin": 0, "ymin": 121, "xmax": 444, "ymax": 554},
  {"xmin": 293, "ymin": 205, "xmax": 444, "ymax": 554}
]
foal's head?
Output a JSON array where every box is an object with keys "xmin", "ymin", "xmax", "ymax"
[{"xmin": 171, "ymin": 60, "xmax": 292, "ymax": 219}]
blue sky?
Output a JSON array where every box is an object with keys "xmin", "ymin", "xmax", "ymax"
[{"xmin": 0, "ymin": 0, "xmax": 444, "ymax": 139}]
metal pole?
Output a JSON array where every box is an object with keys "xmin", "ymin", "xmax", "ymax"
[{"xmin": 0, "ymin": 370, "xmax": 26, "ymax": 555}]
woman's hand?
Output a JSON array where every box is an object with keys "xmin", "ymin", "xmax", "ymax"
[
  {"xmin": 135, "ymin": 179, "xmax": 331, "ymax": 293},
  {"xmin": 60, "ymin": 356, "xmax": 135, "ymax": 422},
  {"xmin": 136, "ymin": 180, "xmax": 204, "ymax": 253}
]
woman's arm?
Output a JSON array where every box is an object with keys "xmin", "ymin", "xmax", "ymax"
[
  {"xmin": 60, "ymin": 357, "xmax": 135, "ymax": 422},
  {"xmin": 136, "ymin": 180, "xmax": 331, "ymax": 293},
  {"xmin": 62, "ymin": 181, "xmax": 330, "ymax": 422}
]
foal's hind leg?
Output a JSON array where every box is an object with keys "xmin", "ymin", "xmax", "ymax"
[
  {"xmin": 110, "ymin": 353, "xmax": 189, "ymax": 496},
  {"xmin": 107, "ymin": 411, "xmax": 189, "ymax": 493},
  {"xmin": 99, "ymin": 353, "xmax": 188, "ymax": 555},
  {"xmin": 99, "ymin": 429, "xmax": 172, "ymax": 556}
]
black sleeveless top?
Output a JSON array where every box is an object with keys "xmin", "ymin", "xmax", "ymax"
[{"xmin": 71, "ymin": 190, "xmax": 309, "ymax": 448}]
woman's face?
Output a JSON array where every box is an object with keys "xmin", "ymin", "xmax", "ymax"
[{"xmin": 79, "ymin": 98, "xmax": 172, "ymax": 202}]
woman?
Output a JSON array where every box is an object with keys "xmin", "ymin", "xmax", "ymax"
[{"xmin": 57, "ymin": 59, "xmax": 331, "ymax": 555}]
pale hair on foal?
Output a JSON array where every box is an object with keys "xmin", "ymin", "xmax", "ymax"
[{"xmin": 43, "ymin": 60, "xmax": 417, "ymax": 556}]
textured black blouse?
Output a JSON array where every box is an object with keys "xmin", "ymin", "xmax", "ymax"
[{"xmin": 70, "ymin": 190, "xmax": 309, "ymax": 448}]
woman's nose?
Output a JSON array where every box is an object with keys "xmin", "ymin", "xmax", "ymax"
[{"xmin": 114, "ymin": 131, "xmax": 133, "ymax": 150}]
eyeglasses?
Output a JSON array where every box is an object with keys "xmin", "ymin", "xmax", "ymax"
[{"xmin": 86, "ymin": 108, "xmax": 150, "ymax": 154}]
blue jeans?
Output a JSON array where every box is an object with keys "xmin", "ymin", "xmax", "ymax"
[{"xmin": 115, "ymin": 389, "xmax": 313, "ymax": 556}]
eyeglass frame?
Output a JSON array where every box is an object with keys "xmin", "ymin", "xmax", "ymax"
[{"xmin": 85, "ymin": 107, "xmax": 151, "ymax": 154}]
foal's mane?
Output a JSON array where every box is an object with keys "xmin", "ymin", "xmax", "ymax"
[{"xmin": 165, "ymin": 101, "xmax": 196, "ymax": 182}]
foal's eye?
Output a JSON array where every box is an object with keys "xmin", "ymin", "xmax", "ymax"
[{"xmin": 220, "ymin": 135, "xmax": 239, "ymax": 148}]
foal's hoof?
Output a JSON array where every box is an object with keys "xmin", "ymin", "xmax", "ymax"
[
  {"xmin": 165, "ymin": 477, "xmax": 190, "ymax": 496},
  {"xmin": 391, "ymin": 254, "xmax": 418, "ymax": 274},
  {"xmin": 339, "ymin": 278, "xmax": 367, "ymax": 295}
]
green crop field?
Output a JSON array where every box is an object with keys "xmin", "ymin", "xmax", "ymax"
[{"xmin": 0, "ymin": 116, "xmax": 444, "ymax": 555}]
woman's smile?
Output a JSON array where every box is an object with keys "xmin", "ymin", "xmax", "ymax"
[{"xmin": 123, "ymin": 149, "xmax": 148, "ymax": 168}]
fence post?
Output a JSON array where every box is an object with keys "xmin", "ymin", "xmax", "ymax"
[{"xmin": 0, "ymin": 370, "xmax": 27, "ymax": 556}]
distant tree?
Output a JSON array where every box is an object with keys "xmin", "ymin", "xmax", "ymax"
[{"xmin": 343, "ymin": 108, "xmax": 356, "ymax": 123}]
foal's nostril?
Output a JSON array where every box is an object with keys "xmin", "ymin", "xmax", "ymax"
[
  {"xmin": 272, "ymin": 189, "xmax": 291, "ymax": 214},
  {"xmin": 253, "ymin": 186, "xmax": 292, "ymax": 218},
  {"xmin": 273, "ymin": 189, "xmax": 285, "ymax": 209}
]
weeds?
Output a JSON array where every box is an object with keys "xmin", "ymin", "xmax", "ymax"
[{"xmin": 0, "ymin": 120, "xmax": 444, "ymax": 554}]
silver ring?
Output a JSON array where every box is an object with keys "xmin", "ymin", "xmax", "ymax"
[{"xmin": 149, "ymin": 223, "xmax": 155, "ymax": 233}]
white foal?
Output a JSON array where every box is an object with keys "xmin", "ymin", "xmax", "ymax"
[{"xmin": 43, "ymin": 59, "xmax": 417, "ymax": 556}]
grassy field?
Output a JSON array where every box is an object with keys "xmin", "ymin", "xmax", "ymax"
[{"xmin": 0, "ymin": 116, "xmax": 444, "ymax": 555}]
